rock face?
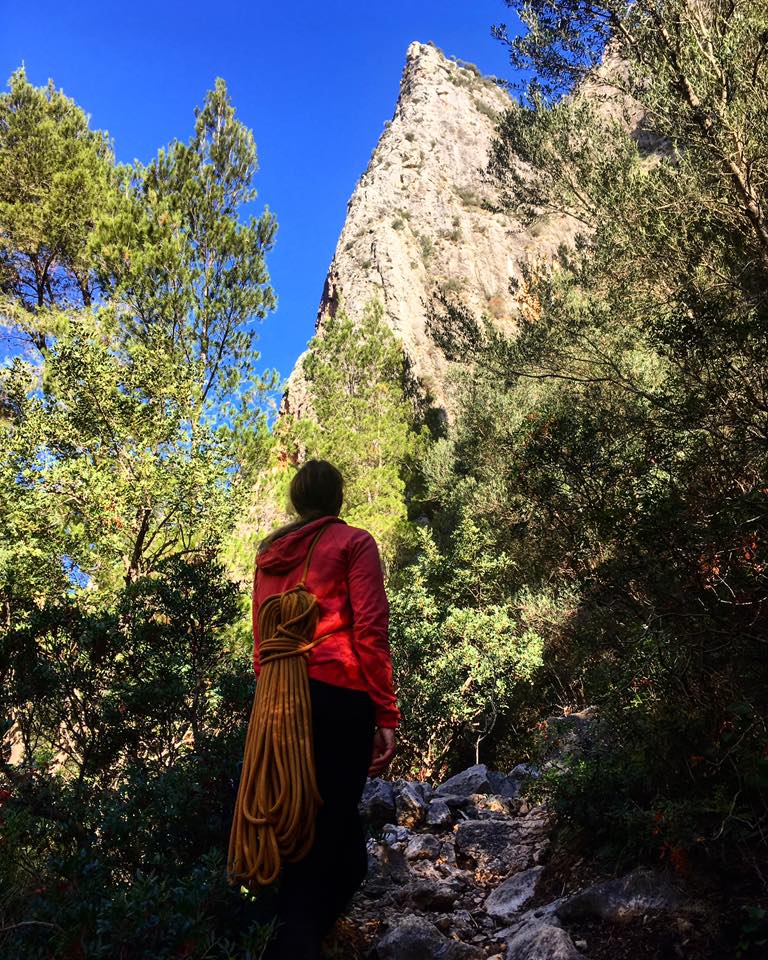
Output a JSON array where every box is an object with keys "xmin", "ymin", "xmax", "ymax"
[{"xmin": 283, "ymin": 41, "xmax": 572, "ymax": 418}]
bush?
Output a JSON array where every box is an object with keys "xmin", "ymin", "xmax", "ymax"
[
  {"xmin": 0, "ymin": 555, "xmax": 269, "ymax": 958},
  {"xmin": 388, "ymin": 518, "xmax": 575, "ymax": 779}
]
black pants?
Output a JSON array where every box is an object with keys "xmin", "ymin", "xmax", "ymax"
[{"xmin": 261, "ymin": 678, "xmax": 376, "ymax": 960}]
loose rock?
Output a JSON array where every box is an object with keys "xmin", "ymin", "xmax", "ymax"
[
  {"xmin": 348, "ymin": 752, "xmax": 699, "ymax": 960},
  {"xmin": 465, "ymin": 793, "xmax": 518, "ymax": 820},
  {"xmin": 455, "ymin": 818, "xmax": 536, "ymax": 876},
  {"xmin": 373, "ymin": 915, "xmax": 479, "ymax": 959},
  {"xmin": 360, "ymin": 777, "xmax": 397, "ymax": 827},
  {"xmin": 427, "ymin": 798, "xmax": 454, "ymax": 827},
  {"xmin": 556, "ymin": 867, "xmax": 685, "ymax": 923},
  {"xmin": 396, "ymin": 782, "xmax": 430, "ymax": 827},
  {"xmin": 405, "ymin": 833, "xmax": 441, "ymax": 861},
  {"xmin": 485, "ymin": 865, "xmax": 544, "ymax": 922},
  {"xmin": 436, "ymin": 763, "xmax": 496, "ymax": 798},
  {"xmin": 400, "ymin": 878, "xmax": 464, "ymax": 912},
  {"xmin": 505, "ymin": 921, "xmax": 587, "ymax": 960},
  {"xmin": 381, "ymin": 823, "xmax": 411, "ymax": 845},
  {"xmin": 366, "ymin": 839, "xmax": 411, "ymax": 887}
]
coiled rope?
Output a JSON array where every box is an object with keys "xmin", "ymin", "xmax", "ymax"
[{"xmin": 227, "ymin": 525, "xmax": 330, "ymax": 888}]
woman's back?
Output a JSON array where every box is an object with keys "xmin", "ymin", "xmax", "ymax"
[{"xmin": 253, "ymin": 514, "xmax": 400, "ymax": 729}]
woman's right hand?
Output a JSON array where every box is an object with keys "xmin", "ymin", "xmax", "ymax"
[{"xmin": 368, "ymin": 727, "xmax": 397, "ymax": 777}]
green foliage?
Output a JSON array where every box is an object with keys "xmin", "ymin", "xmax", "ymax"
[
  {"xmin": 473, "ymin": 98, "xmax": 500, "ymax": 124},
  {"xmin": 438, "ymin": 225, "xmax": 462, "ymax": 243},
  {"xmin": 0, "ymin": 71, "xmax": 276, "ymax": 957},
  {"xmin": 95, "ymin": 77, "xmax": 277, "ymax": 418},
  {"xmin": 417, "ymin": 234, "xmax": 434, "ymax": 264},
  {"xmin": 0, "ymin": 555, "xmax": 269, "ymax": 959},
  {"xmin": 452, "ymin": 59, "xmax": 482, "ymax": 78},
  {"xmin": 289, "ymin": 301, "xmax": 426, "ymax": 561},
  {"xmin": 454, "ymin": 185, "xmax": 481, "ymax": 207},
  {"xmin": 421, "ymin": 0, "xmax": 768, "ymax": 888},
  {"xmin": 389, "ymin": 513, "xmax": 575, "ymax": 778},
  {"xmin": 0, "ymin": 68, "xmax": 116, "ymax": 348},
  {"xmin": 0, "ymin": 73, "xmax": 276, "ymax": 596}
]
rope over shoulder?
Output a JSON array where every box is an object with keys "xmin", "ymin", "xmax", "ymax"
[{"xmin": 227, "ymin": 522, "xmax": 333, "ymax": 888}]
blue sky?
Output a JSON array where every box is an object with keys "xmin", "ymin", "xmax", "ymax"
[{"xmin": 0, "ymin": 0, "xmax": 519, "ymax": 383}]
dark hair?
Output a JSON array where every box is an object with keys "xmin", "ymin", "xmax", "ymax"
[{"xmin": 258, "ymin": 459, "xmax": 344, "ymax": 553}]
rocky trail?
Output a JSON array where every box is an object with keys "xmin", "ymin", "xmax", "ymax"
[{"xmin": 325, "ymin": 716, "xmax": 719, "ymax": 960}]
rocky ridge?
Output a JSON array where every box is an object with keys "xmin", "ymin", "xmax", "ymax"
[{"xmin": 283, "ymin": 41, "xmax": 572, "ymax": 418}]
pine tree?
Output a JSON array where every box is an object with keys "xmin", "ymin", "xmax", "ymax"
[
  {"xmin": 0, "ymin": 68, "xmax": 116, "ymax": 349},
  {"xmin": 0, "ymin": 75, "xmax": 276, "ymax": 594}
]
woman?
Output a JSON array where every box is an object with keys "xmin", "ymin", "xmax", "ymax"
[{"xmin": 254, "ymin": 459, "xmax": 399, "ymax": 960}]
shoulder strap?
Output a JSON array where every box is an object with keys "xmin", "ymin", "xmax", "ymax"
[{"xmin": 296, "ymin": 521, "xmax": 332, "ymax": 588}]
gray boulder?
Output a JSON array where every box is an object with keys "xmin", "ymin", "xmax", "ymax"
[
  {"xmin": 399, "ymin": 877, "xmax": 465, "ymax": 912},
  {"xmin": 485, "ymin": 866, "xmax": 544, "ymax": 922},
  {"xmin": 436, "ymin": 764, "xmax": 494, "ymax": 797},
  {"xmin": 426, "ymin": 798, "xmax": 454, "ymax": 827},
  {"xmin": 434, "ymin": 793, "xmax": 471, "ymax": 809},
  {"xmin": 374, "ymin": 916, "xmax": 479, "ymax": 959},
  {"xmin": 360, "ymin": 778, "xmax": 397, "ymax": 827},
  {"xmin": 381, "ymin": 823, "xmax": 411, "ymax": 845},
  {"xmin": 556, "ymin": 868, "xmax": 684, "ymax": 923},
  {"xmin": 505, "ymin": 922, "xmax": 586, "ymax": 960},
  {"xmin": 488, "ymin": 769, "xmax": 524, "ymax": 799},
  {"xmin": 365, "ymin": 838, "xmax": 411, "ymax": 888},
  {"xmin": 455, "ymin": 818, "xmax": 535, "ymax": 875},
  {"xmin": 396, "ymin": 782, "xmax": 430, "ymax": 827},
  {"xmin": 435, "ymin": 764, "xmax": 525, "ymax": 801},
  {"xmin": 405, "ymin": 833, "xmax": 441, "ymax": 861},
  {"xmin": 438, "ymin": 839, "xmax": 457, "ymax": 865}
]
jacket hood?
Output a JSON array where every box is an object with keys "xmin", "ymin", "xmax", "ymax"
[{"xmin": 256, "ymin": 515, "xmax": 346, "ymax": 575}]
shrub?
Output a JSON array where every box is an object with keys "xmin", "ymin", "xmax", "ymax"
[
  {"xmin": 0, "ymin": 556, "xmax": 269, "ymax": 958},
  {"xmin": 418, "ymin": 234, "xmax": 435, "ymax": 264}
]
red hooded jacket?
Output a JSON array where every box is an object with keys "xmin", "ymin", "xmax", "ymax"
[{"xmin": 252, "ymin": 515, "xmax": 400, "ymax": 728}]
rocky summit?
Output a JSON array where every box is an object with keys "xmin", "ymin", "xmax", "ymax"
[{"xmin": 283, "ymin": 41, "xmax": 572, "ymax": 418}]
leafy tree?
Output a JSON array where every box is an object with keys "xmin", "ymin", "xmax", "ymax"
[
  {"xmin": 423, "ymin": 0, "xmax": 768, "ymax": 881},
  {"xmin": 0, "ymin": 72, "xmax": 276, "ymax": 958},
  {"xmin": 95, "ymin": 77, "xmax": 277, "ymax": 421},
  {"xmin": 0, "ymin": 75, "xmax": 276, "ymax": 595},
  {"xmin": 0, "ymin": 556, "xmax": 267, "ymax": 959},
  {"xmin": 389, "ymin": 514, "xmax": 571, "ymax": 778}
]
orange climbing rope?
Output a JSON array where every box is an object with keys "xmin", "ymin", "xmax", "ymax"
[{"xmin": 227, "ymin": 525, "xmax": 330, "ymax": 889}]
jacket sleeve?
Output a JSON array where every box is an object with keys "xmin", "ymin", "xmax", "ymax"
[{"xmin": 347, "ymin": 531, "xmax": 400, "ymax": 728}]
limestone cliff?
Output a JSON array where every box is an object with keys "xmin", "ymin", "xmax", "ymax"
[{"xmin": 283, "ymin": 41, "xmax": 575, "ymax": 417}]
